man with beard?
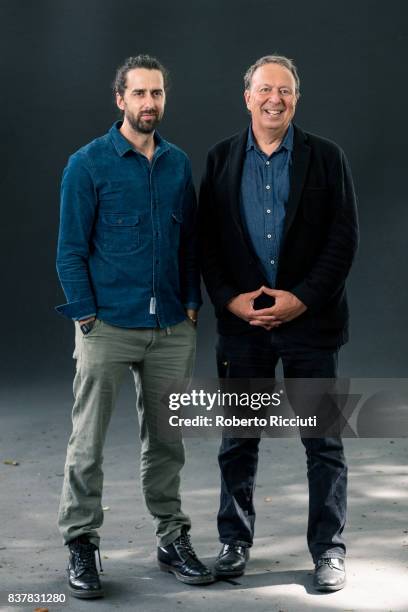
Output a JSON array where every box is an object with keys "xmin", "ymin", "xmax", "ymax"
[
  {"xmin": 199, "ymin": 55, "xmax": 358, "ymax": 591},
  {"xmin": 56, "ymin": 55, "xmax": 213, "ymax": 599}
]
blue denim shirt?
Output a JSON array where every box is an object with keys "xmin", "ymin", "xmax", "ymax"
[
  {"xmin": 56, "ymin": 122, "xmax": 202, "ymax": 328},
  {"xmin": 240, "ymin": 123, "xmax": 293, "ymax": 287}
]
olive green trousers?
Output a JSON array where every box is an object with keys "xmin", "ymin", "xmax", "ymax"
[{"xmin": 57, "ymin": 318, "xmax": 196, "ymax": 547}]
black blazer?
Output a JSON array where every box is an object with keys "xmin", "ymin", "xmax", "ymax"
[{"xmin": 198, "ymin": 124, "xmax": 359, "ymax": 347}]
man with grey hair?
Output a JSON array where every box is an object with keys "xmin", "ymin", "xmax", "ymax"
[
  {"xmin": 199, "ymin": 55, "xmax": 358, "ymax": 591},
  {"xmin": 56, "ymin": 54, "xmax": 214, "ymax": 598}
]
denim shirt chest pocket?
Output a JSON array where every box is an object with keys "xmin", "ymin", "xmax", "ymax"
[
  {"xmin": 98, "ymin": 179, "xmax": 141, "ymax": 202},
  {"xmin": 99, "ymin": 212, "xmax": 140, "ymax": 254}
]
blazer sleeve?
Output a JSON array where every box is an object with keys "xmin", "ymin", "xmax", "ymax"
[
  {"xmin": 198, "ymin": 151, "xmax": 240, "ymax": 314},
  {"xmin": 290, "ymin": 148, "xmax": 359, "ymax": 311},
  {"xmin": 178, "ymin": 156, "xmax": 202, "ymax": 310}
]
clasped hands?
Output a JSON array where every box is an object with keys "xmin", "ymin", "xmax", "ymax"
[{"xmin": 226, "ymin": 286, "xmax": 307, "ymax": 331}]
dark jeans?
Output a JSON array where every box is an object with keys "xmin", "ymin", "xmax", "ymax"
[{"xmin": 216, "ymin": 329, "xmax": 347, "ymax": 563}]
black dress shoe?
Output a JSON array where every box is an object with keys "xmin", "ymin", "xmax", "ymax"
[
  {"xmin": 67, "ymin": 535, "xmax": 104, "ymax": 598},
  {"xmin": 214, "ymin": 543, "xmax": 250, "ymax": 578},
  {"xmin": 158, "ymin": 528, "xmax": 214, "ymax": 585},
  {"xmin": 314, "ymin": 557, "xmax": 346, "ymax": 592}
]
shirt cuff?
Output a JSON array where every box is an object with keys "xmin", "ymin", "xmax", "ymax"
[
  {"xmin": 73, "ymin": 313, "xmax": 97, "ymax": 321},
  {"xmin": 183, "ymin": 302, "xmax": 201, "ymax": 311},
  {"xmin": 55, "ymin": 296, "xmax": 97, "ymax": 320}
]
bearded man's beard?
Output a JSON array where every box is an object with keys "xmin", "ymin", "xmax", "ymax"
[{"xmin": 126, "ymin": 109, "xmax": 161, "ymax": 134}]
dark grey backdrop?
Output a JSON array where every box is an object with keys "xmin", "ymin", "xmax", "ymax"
[{"xmin": 1, "ymin": 0, "xmax": 407, "ymax": 385}]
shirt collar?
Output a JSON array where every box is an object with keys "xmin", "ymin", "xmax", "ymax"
[
  {"xmin": 109, "ymin": 121, "xmax": 168, "ymax": 157},
  {"xmin": 246, "ymin": 122, "xmax": 294, "ymax": 154}
]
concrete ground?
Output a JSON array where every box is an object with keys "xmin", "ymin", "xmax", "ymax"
[{"xmin": 1, "ymin": 379, "xmax": 407, "ymax": 612}]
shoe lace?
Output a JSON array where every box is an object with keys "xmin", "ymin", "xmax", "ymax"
[
  {"xmin": 177, "ymin": 531, "xmax": 198, "ymax": 561},
  {"xmin": 222, "ymin": 543, "xmax": 244, "ymax": 556},
  {"xmin": 318, "ymin": 558, "xmax": 336, "ymax": 569},
  {"xmin": 72, "ymin": 540, "xmax": 103, "ymax": 575}
]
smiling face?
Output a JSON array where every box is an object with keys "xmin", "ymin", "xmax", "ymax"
[
  {"xmin": 116, "ymin": 68, "xmax": 165, "ymax": 134},
  {"xmin": 244, "ymin": 63, "xmax": 298, "ymax": 137}
]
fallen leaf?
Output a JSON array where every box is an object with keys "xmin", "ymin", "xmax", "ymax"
[{"xmin": 3, "ymin": 460, "xmax": 19, "ymax": 466}]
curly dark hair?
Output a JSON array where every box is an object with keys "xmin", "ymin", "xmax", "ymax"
[{"xmin": 113, "ymin": 54, "xmax": 169, "ymax": 98}]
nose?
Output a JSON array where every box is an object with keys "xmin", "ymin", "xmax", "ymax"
[
  {"xmin": 268, "ymin": 88, "xmax": 282, "ymax": 104},
  {"xmin": 142, "ymin": 93, "xmax": 156, "ymax": 107}
]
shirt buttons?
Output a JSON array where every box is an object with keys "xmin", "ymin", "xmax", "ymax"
[
  {"xmin": 266, "ymin": 209, "xmax": 271, "ymax": 214},
  {"xmin": 266, "ymin": 185, "xmax": 271, "ymax": 190},
  {"xmin": 270, "ymin": 259, "xmax": 275, "ymax": 265},
  {"xmin": 266, "ymin": 161, "xmax": 270, "ymax": 165},
  {"xmin": 267, "ymin": 234, "xmax": 272, "ymax": 239}
]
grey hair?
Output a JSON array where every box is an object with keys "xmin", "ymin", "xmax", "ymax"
[{"xmin": 244, "ymin": 55, "xmax": 300, "ymax": 95}]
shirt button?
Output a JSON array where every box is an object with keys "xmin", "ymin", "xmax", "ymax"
[
  {"xmin": 266, "ymin": 185, "xmax": 271, "ymax": 190},
  {"xmin": 270, "ymin": 259, "xmax": 275, "ymax": 265},
  {"xmin": 267, "ymin": 234, "xmax": 272, "ymax": 239},
  {"xmin": 266, "ymin": 161, "xmax": 270, "ymax": 165},
  {"xmin": 266, "ymin": 209, "xmax": 271, "ymax": 214}
]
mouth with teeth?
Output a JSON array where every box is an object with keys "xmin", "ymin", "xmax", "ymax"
[{"xmin": 263, "ymin": 109, "xmax": 284, "ymax": 116}]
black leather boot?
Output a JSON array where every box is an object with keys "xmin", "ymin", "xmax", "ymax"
[
  {"xmin": 214, "ymin": 543, "xmax": 249, "ymax": 578},
  {"xmin": 67, "ymin": 535, "xmax": 104, "ymax": 598},
  {"xmin": 314, "ymin": 557, "xmax": 346, "ymax": 591},
  {"xmin": 158, "ymin": 528, "xmax": 214, "ymax": 585}
]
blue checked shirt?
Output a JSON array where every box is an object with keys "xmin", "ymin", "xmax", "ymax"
[{"xmin": 240, "ymin": 123, "xmax": 293, "ymax": 287}]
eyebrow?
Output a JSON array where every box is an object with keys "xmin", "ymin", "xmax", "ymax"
[
  {"xmin": 130, "ymin": 88, "xmax": 164, "ymax": 93},
  {"xmin": 258, "ymin": 83, "xmax": 292, "ymax": 88}
]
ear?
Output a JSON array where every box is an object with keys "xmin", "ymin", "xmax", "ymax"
[
  {"xmin": 116, "ymin": 92, "xmax": 125, "ymax": 111},
  {"xmin": 244, "ymin": 89, "xmax": 251, "ymax": 112}
]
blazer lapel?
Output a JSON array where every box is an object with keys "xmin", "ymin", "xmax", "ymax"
[
  {"xmin": 282, "ymin": 124, "xmax": 311, "ymax": 239},
  {"xmin": 226, "ymin": 128, "xmax": 268, "ymax": 279},
  {"xmin": 227, "ymin": 129, "xmax": 248, "ymax": 236}
]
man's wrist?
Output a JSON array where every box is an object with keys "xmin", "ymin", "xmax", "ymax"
[
  {"xmin": 185, "ymin": 308, "xmax": 198, "ymax": 323},
  {"xmin": 77, "ymin": 316, "xmax": 96, "ymax": 324}
]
